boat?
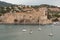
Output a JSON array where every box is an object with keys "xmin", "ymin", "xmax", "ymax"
[
  {"xmin": 22, "ymin": 19, "xmax": 27, "ymax": 32},
  {"xmin": 29, "ymin": 30, "xmax": 33, "ymax": 34},
  {"xmin": 48, "ymin": 33, "xmax": 53, "ymax": 37},
  {"xmin": 22, "ymin": 29, "xmax": 27, "ymax": 32},
  {"xmin": 38, "ymin": 27, "xmax": 42, "ymax": 31},
  {"xmin": 53, "ymin": 22, "xmax": 59, "ymax": 24},
  {"xmin": 38, "ymin": 17, "xmax": 42, "ymax": 31}
]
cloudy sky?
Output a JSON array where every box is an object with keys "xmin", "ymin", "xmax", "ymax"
[{"xmin": 0, "ymin": 0, "xmax": 60, "ymax": 6}]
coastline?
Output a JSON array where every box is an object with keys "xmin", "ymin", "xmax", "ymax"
[
  {"xmin": 0, "ymin": 22, "xmax": 53, "ymax": 25},
  {"xmin": 0, "ymin": 4, "xmax": 60, "ymax": 24}
]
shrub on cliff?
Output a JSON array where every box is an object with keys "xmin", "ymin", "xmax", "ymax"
[
  {"xmin": 31, "ymin": 5, "xmax": 40, "ymax": 9},
  {"xmin": 40, "ymin": 4, "xmax": 57, "ymax": 8},
  {"xmin": 0, "ymin": 7, "xmax": 7, "ymax": 14},
  {"xmin": 6, "ymin": 7, "xmax": 11, "ymax": 12},
  {"xmin": 48, "ymin": 9, "xmax": 60, "ymax": 19}
]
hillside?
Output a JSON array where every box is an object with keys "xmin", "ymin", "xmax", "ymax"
[
  {"xmin": 0, "ymin": 1, "xmax": 14, "ymax": 7},
  {"xmin": 0, "ymin": 4, "xmax": 60, "ymax": 24}
]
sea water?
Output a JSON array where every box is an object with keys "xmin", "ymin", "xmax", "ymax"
[{"xmin": 0, "ymin": 24, "xmax": 60, "ymax": 40}]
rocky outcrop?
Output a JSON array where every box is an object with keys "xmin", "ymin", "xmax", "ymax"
[
  {"xmin": 0, "ymin": 7, "xmax": 52, "ymax": 24},
  {"xmin": 0, "ymin": 4, "xmax": 60, "ymax": 24}
]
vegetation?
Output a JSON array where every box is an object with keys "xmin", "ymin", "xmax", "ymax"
[
  {"xmin": 39, "ymin": 4, "xmax": 57, "ymax": 8},
  {"xmin": 0, "ymin": 3, "xmax": 60, "ymax": 20},
  {"xmin": 0, "ymin": 6, "xmax": 22, "ymax": 14},
  {"xmin": 47, "ymin": 9, "xmax": 60, "ymax": 21},
  {"xmin": 0, "ymin": 7, "xmax": 7, "ymax": 14},
  {"xmin": 31, "ymin": 5, "xmax": 40, "ymax": 9}
]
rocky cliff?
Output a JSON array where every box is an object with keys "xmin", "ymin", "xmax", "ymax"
[{"xmin": 0, "ymin": 4, "xmax": 60, "ymax": 24}]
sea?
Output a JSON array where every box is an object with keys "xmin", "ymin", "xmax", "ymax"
[{"xmin": 0, "ymin": 23, "xmax": 60, "ymax": 40}]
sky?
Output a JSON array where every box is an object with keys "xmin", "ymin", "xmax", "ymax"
[{"xmin": 0, "ymin": 0, "xmax": 60, "ymax": 6}]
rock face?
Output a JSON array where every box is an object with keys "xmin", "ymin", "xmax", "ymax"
[
  {"xmin": 0, "ymin": 7, "xmax": 52, "ymax": 24},
  {"xmin": 1, "ymin": 4, "xmax": 60, "ymax": 24}
]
